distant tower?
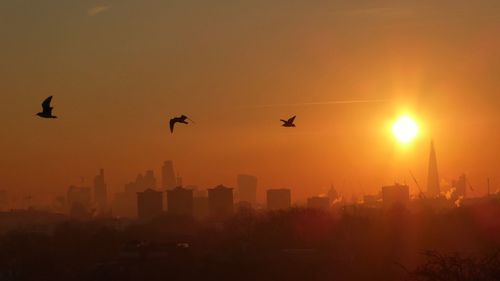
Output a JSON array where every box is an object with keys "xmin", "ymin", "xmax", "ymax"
[
  {"xmin": 208, "ymin": 185, "xmax": 234, "ymax": 219},
  {"xmin": 143, "ymin": 170, "xmax": 156, "ymax": 189},
  {"xmin": 93, "ymin": 169, "xmax": 107, "ymax": 212},
  {"xmin": 426, "ymin": 140, "xmax": 440, "ymax": 197},
  {"xmin": 176, "ymin": 175, "xmax": 183, "ymax": 187},
  {"xmin": 167, "ymin": 186, "xmax": 193, "ymax": 216},
  {"xmin": 382, "ymin": 183, "xmax": 410, "ymax": 209},
  {"xmin": 162, "ymin": 161, "xmax": 176, "ymax": 190},
  {"xmin": 137, "ymin": 189, "xmax": 163, "ymax": 220}
]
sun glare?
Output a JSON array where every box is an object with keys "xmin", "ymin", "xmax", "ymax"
[{"xmin": 392, "ymin": 116, "xmax": 419, "ymax": 144}]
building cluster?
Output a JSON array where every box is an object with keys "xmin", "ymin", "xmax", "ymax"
[
  {"xmin": 134, "ymin": 184, "xmax": 298, "ymax": 221},
  {"xmin": 65, "ymin": 169, "xmax": 110, "ymax": 219},
  {"xmin": 44, "ymin": 140, "xmax": 497, "ymax": 221}
]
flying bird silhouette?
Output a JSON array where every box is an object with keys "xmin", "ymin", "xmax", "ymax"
[
  {"xmin": 169, "ymin": 115, "xmax": 194, "ymax": 133},
  {"xmin": 280, "ymin": 116, "xmax": 296, "ymax": 127},
  {"xmin": 36, "ymin": 96, "xmax": 57, "ymax": 118}
]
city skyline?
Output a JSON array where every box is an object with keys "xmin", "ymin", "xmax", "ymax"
[
  {"xmin": 1, "ymin": 2, "xmax": 499, "ymax": 280},
  {"xmin": 2, "ymin": 1, "xmax": 500, "ymax": 201}
]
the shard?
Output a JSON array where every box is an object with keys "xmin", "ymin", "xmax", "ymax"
[{"xmin": 426, "ymin": 140, "xmax": 440, "ymax": 197}]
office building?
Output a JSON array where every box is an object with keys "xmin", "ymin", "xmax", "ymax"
[
  {"xmin": 137, "ymin": 189, "xmax": 163, "ymax": 220},
  {"xmin": 382, "ymin": 183, "xmax": 409, "ymax": 209},
  {"xmin": 208, "ymin": 185, "xmax": 234, "ymax": 218},
  {"xmin": 167, "ymin": 186, "xmax": 194, "ymax": 216},
  {"xmin": 93, "ymin": 169, "xmax": 107, "ymax": 212},
  {"xmin": 162, "ymin": 160, "xmax": 176, "ymax": 190}
]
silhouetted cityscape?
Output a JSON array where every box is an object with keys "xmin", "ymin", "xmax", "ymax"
[
  {"xmin": 2, "ymin": 1, "xmax": 500, "ymax": 279},
  {"xmin": 1, "ymin": 143, "xmax": 499, "ymax": 280}
]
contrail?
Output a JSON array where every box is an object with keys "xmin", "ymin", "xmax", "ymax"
[{"xmin": 250, "ymin": 99, "xmax": 389, "ymax": 109}]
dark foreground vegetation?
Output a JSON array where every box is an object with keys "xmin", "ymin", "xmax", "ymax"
[{"xmin": 0, "ymin": 200, "xmax": 499, "ymax": 281}]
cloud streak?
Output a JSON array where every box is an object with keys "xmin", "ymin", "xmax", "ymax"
[
  {"xmin": 250, "ymin": 99, "xmax": 389, "ymax": 109},
  {"xmin": 88, "ymin": 5, "xmax": 111, "ymax": 16}
]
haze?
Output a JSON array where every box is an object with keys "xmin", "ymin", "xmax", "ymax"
[{"xmin": 1, "ymin": 0, "xmax": 500, "ymax": 201}]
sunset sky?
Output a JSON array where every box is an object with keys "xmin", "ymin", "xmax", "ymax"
[{"xmin": 1, "ymin": 1, "xmax": 500, "ymax": 202}]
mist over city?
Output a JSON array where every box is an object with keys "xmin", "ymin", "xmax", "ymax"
[{"xmin": 1, "ymin": 1, "xmax": 500, "ymax": 280}]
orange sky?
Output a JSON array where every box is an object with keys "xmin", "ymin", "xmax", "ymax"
[{"xmin": 1, "ymin": 1, "xmax": 500, "ymax": 202}]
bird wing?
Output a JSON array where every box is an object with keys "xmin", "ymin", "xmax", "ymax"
[
  {"xmin": 288, "ymin": 116, "xmax": 296, "ymax": 123},
  {"xmin": 41, "ymin": 96, "xmax": 53, "ymax": 113},
  {"xmin": 169, "ymin": 118, "xmax": 176, "ymax": 133},
  {"xmin": 280, "ymin": 119, "xmax": 287, "ymax": 123}
]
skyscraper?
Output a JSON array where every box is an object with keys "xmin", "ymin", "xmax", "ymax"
[
  {"xmin": 237, "ymin": 174, "xmax": 257, "ymax": 206},
  {"xmin": 93, "ymin": 169, "xmax": 107, "ymax": 212},
  {"xmin": 162, "ymin": 161, "xmax": 176, "ymax": 190},
  {"xmin": 137, "ymin": 189, "xmax": 163, "ymax": 220},
  {"xmin": 382, "ymin": 183, "xmax": 409, "ymax": 209},
  {"xmin": 114, "ymin": 170, "xmax": 157, "ymax": 218},
  {"xmin": 143, "ymin": 170, "xmax": 156, "ymax": 189},
  {"xmin": 167, "ymin": 186, "xmax": 194, "ymax": 216},
  {"xmin": 208, "ymin": 185, "xmax": 234, "ymax": 218},
  {"xmin": 427, "ymin": 140, "xmax": 440, "ymax": 197}
]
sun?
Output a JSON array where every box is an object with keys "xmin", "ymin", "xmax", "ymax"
[{"xmin": 392, "ymin": 116, "xmax": 419, "ymax": 144}]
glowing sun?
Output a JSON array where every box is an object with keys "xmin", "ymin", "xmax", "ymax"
[{"xmin": 392, "ymin": 116, "xmax": 419, "ymax": 144}]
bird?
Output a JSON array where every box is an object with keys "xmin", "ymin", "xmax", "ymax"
[
  {"xmin": 280, "ymin": 115, "xmax": 296, "ymax": 127},
  {"xmin": 169, "ymin": 115, "xmax": 194, "ymax": 133},
  {"xmin": 36, "ymin": 96, "xmax": 57, "ymax": 118}
]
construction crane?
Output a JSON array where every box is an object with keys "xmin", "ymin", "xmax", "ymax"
[{"xmin": 409, "ymin": 170, "xmax": 426, "ymax": 199}]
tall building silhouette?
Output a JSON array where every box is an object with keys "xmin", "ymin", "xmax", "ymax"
[
  {"xmin": 193, "ymin": 188, "xmax": 209, "ymax": 219},
  {"xmin": 137, "ymin": 189, "xmax": 163, "ymax": 220},
  {"xmin": 267, "ymin": 189, "xmax": 291, "ymax": 210},
  {"xmin": 93, "ymin": 169, "xmax": 107, "ymax": 212},
  {"xmin": 427, "ymin": 140, "xmax": 440, "ymax": 197},
  {"xmin": 382, "ymin": 183, "xmax": 409, "ymax": 209},
  {"xmin": 114, "ymin": 170, "xmax": 157, "ymax": 218},
  {"xmin": 162, "ymin": 161, "xmax": 176, "ymax": 190},
  {"xmin": 167, "ymin": 186, "xmax": 193, "ymax": 216},
  {"xmin": 208, "ymin": 185, "xmax": 234, "ymax": 218},
  {"xmin": 237, "ymin": 174, "xmax": 257, "ymax": 206},
  {"xmin": 143, "ymin": 170, "xmax": 156, "ymax": 189}
]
